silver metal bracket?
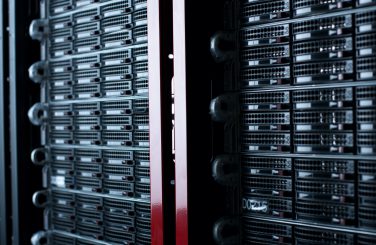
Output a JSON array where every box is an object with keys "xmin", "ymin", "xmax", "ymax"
[
  {"xmin": 29, "ymin": 19, "xmax": 49, "ymax": 41},
  {"xmin": 29, "ymin": 61, "xmax": 48, "ymax": 83},
  {"xmin": 28, "ymin": 103, "xmax": 49, "ymax": 126},
  {"xmin": 31, "ymin": 147, "xmax": 48, "ymax": 166},
  {"xmin": 32, "ymin": 190, "xmax": 49, "ymax": 208}
]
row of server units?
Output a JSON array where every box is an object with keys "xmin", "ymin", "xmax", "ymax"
[
  {"xmin": 23, "ymin": 0, "xmax": 376, "ymax": 244},
  {"xmin": 210, "ymin": 0, "xmax": 376, "ymax": 244},
  {"xmin": 28, "ymin": 0, "xmax": 152, "ymax": 244}
]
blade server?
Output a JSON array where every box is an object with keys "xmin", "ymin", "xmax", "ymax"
[{"xmin": 28, "ymin": 0, "xmax": 151, "ymax": 244}]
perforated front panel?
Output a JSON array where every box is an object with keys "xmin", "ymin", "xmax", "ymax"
[
  {"xmin": 234, "ymin": 0, "xmax": 376, "ymax": 244},
  {"xmin": 30, "ymin": 0, "xmax": 151, "ymax": 244}
]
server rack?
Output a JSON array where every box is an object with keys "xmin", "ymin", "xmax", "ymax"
[
  {"xmin": 3, "ymin": 0, "xmax": 376, "ymax": 244},
  {"xmin": 24, "ymin": 0, "xmax": 173, "ymax": 244},
  {"xmin": 174, "ymin": 0, "xmax": 376, "ymax": 244}
]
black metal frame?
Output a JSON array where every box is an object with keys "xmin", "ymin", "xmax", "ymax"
[
  {"xmin": 0, "ymin": 0, "xmax": 9, "ymax": 244},
  {"xmin": 8, "ymin": 0, "xmax": 43, "ymax": 244},
  {"xmin": 173, "ymin": 0, "xmax": 231, "ymax": 243}
]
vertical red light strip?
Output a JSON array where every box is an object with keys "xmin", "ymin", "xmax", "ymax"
[
  {"xmin": 148, "ymin": 0, "xmax": 164, "ymax": 244},
  {"xmin": 173, "ymin": 0, "xmax": 189, "ymax": 244}
]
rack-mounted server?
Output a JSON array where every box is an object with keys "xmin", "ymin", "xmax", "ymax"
[
  {"xmin": 1, "ymin": 0, "xmax": 376, "ymax": 244},
  {"xmin": 28, "ymin": 0, "xmax": 153, "ymax": 244},
  {"xmin": 205, "ymin": 0, "xmax": 376, "ymax": 244}
]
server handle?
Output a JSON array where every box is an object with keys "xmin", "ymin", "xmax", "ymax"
[
  {"xmin": 28, "ymin": 103, "xmax": 48, "ymax": 126},
  {"xmin": 212, "ymin": 155, "xmax": 239, "ymax": 186},
  {"xmin": 29, "ymin": 19, "xmax": 49, "ymax": 41},
  {"xmin": 31, "ymin": 231, "xmax": 48, "ymax": 245},
  {"xmin": 213, "ymin": 217, "xmax": 240, "ymax": 245},
  {"xmin": 28, "ymin": 61, "xmax": 48, "ymax": 83},
  {"xmin": 32, "ymin": 190, "xmax": 49, "ymax": 208},
  {"xmin": 210, "ymin": 31, "xmax": 235, "ymax": 62},
  {"xmin": 31, "ymin": 148, "xmax": 48, "ymax": 166},
  {"xmin": 209, "ymin": 94, "xmax": 237, "ymax": 122}
]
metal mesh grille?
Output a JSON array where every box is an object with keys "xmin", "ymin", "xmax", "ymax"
[
  {"xmin": 32, "ymin": 0, "xmax": 151, "ymax": 243},
  {"xmin": 237, "ymin": 1, "xmax": 376, "ymax": 244},
  {"xmin": 294, "ymin": 226, "xmax": 354, "ymax": 244},
  {"xmin": 293, "ymin": 0, "xmax": 353, "ymax": 16},
  {"xmin": 241, "ymin": 0, "xmax": 290, "ymax": 24}
]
